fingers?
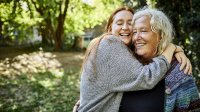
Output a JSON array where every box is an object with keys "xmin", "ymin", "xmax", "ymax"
[
  {"xmin": 188, "ymin": 65, "xmax": 192, "ymax": 75},
  {"xmin": 175, "ymin": 53, "xmax": 182, "ymax": 65},
  {"xmin": 183, "ymin": 58, "xmax": 192, "ymax": 75},
  {"xmin": 174, "ymin": 52, "xmax": 184, "ymax": 70},
  {"xmin": 77, "ymin": 100, "xmax": 80, "ymax": 104},
  {"xmin": 189, "ymin": 60, "xmax": 192, "ymax": 74},
  {"xmin": 174, "ymin": 50, "xmax": 193, "ymax": 75},
  {"xmin": 179, "ymin": 54, "xmax": 186, "ymax": 71},
  {"xmin": 73, "ymin": 100, "xmax": 80, "ymax": 112},
  {"xmin": 187, "ymin": 58, "xmax": 192, "ymax": 74},
  {"xmin": 183, "ymin": 63, "xmax": 189, "ymax": 75},
  {"xmin": 73, "ymin": 106, "xmax": 77, "ymax": 112}
]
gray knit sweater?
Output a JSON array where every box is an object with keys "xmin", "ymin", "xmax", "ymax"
[{"xmin": 78, "ymin": 36, "xmax": 170, "ymax": 112}]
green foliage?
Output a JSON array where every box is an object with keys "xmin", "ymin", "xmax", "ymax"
[
  {"xmin": 65, "ymin": 0, "xmax": 122, "ymax": 34},
  {"xmin": 154, "ymin": 0, "xmax": 200, "ymax": 88},
  {"xmin": 0, "ymin": 0, "xmax": 123, "ymax": 49},
  {"xmin": 125, "ymin": 0, "xmax": 200, "ymax": 88},
  {"xmin": 0, "ymin": 68, "xmax": 80, "ymax": 112},
  {"xmin": 0, "ymin": 1, "xmax": 42, "ymax": 45}
]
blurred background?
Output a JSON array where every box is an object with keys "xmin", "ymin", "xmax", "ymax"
[{"xmin": 0, "ymin": 0, "xmax": 199, "ymax": 111}]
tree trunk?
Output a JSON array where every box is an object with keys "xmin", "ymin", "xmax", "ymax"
[
  {"xmin": 31, "ymin": 0, "xmax": 69, "ymax": 51},
  {"xmin": 54, "ymin": 0, "xmax": 69, "ymax": 51},
  {"xmin": 72, "ymin": 36, "xmax": 83, "ymax": 50},
  {"xmin": 39, "ymin": 21, "xmax": 54, "ymax": 47},
  {"xmin": 54, "ymin": 15, "xmax": 64, "ymax": 51}
]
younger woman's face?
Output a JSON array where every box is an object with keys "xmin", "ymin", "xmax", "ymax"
[{"xmin": 111, "ymin": 10, "xmax": 133, "ymax": 45}]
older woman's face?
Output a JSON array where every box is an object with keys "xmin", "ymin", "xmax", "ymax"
[
  {"xmin": 111, "ymin": 10, "xmax": 133, "ymax": 45},
  {"xmin": 132, "ymin": 16, "xmax": 161, "ymax": 60}
]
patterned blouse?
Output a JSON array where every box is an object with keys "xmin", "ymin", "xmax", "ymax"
[{"xmin": 165, "ymin": 59, "xmax": 200, "ymax": 112}]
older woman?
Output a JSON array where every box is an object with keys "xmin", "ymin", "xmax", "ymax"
[
  {"xmin": 124, "ymin": 7, "xmax": 200, "ymax": 112},
  {"xmin": 77, "ymin": 7, "xmax": 192, "ymax": 112}
]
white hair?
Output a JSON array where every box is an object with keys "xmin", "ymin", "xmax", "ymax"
[{"xmin": 132, "ymin": 7, "xmax": 175, "ymax": 55}]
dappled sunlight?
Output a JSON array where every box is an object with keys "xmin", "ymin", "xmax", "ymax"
[
  {"xmin": 74, "ymin": 54, "xmax": 84, "ymax": 60},
  {"xmin": 38, "ymin": 79, "xmax": 56, "ymax": 89},
  {"xmin": 49, "ymin": 68, "xmax": 64, "ymax": 78},
  {"xmin": 0, "ymin": 51, "xmax": 82, "ymax": 111},
  {"xmin": 0, "ymin": 0, "xmax": 199, "ymax": 111},
  {"xmin": 67, "ymin": 70, "xmax": 80, "ymax": 88},
  {"xmin": 0, "ymin": 51, "xmax": 64, "ymax": 78}
]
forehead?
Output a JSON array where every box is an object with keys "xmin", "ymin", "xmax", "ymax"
[
  {"xmin": 113, "ymin": 10, "xmax": 133, "ymax": 21},
  {"xmin": 134, "ymin": 16, "xmax": 151, "ymax": 28}
]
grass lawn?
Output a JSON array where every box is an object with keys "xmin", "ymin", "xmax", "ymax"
[
  {"xmin": 0, "ymin": 50, "xmax": 84, "ymax": 112},
  {"xmin": 1, "ymin": 48, "xmax": 200, "ymax": 111}
]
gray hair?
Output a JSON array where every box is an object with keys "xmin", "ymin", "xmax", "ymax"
[{"xmin": 132, "ymin": 7, "xmax": 175, "ymax": 55}]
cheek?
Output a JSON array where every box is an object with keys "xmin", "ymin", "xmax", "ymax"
[
  {"xmin": 111, "ymin": 30, "xmax": 115, "ymax": 35},
  {"xmin": 111, "ymin": 25, "xmax": 117, "ymax": 32},
  {"xmin": 111, "ymin": 29, "xmax": 118, "ymax": 35},
  {"xmin": 150, "ymin": 38, "xmax": 159, "ymax": 48},
  {"xmin": 111, "ymin": 25, "xmax": 119, "ymax": 33},
  {"xmin": 146, "ymin": 43, "xmax": 158, "ymax": 54},
  {"xmin": 129, "ymin": 26, "xmax": 133, "ymax": 32},
  {"xmin": 132, "ymin": 37, "xmax": 136, "ymax": 43}
]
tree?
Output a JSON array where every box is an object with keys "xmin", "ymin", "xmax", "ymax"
[
  {"xmin": 0, "ymin": 0, "xmax": 39, "ymax": 46},
  {"xmin": 124, "ymin": 0, "xmax": 200, "ymax": 87},
  {"xmin": 27, "ymin": 0, "xmax": 69, "ymax": 50},
  {"xmin": 64, "ymin": 0, "xmax": 122, "ymax": 49},
  {"xmin": 0, "ymin": 0, "xmax": 122, "ymax": 50},
  {"xmin": 21, "ymin": 0, "xmax": 121, "ymax": 50},
  {"xmin": 155, "ymin": 0, "xmax": 200, "ymax": 86}
]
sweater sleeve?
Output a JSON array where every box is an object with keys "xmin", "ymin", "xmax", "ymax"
[{"xmin": 96, "ymin": 36, "xmax": 170, "ymax": 92}]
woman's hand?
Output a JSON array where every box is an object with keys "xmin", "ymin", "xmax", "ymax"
[
  {"xmin": 161, "ymin": 43, "xmax": 176, "ymax": 64},
  {"xmin": 73, "ymin": 100, "xmax": 80, "ymax": 112},
  {"xmin": 174, "ymin": 46, "xmax": 192, "ymax": 75}
]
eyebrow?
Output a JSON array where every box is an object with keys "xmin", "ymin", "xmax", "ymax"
[
  {"xmin": 116, "ymin": 19, "xmax": 123, "ymax": 22},
  {"xmin": 115, "ymin": 19, "xmax": 124, "ymax": 23},
  {"xmin": 115, "ymin": 18, "xmax": 132, "ymax": 21},
  {"xmin": 133, "ymin": 27, "xmax": 149, "ymax": 30}
]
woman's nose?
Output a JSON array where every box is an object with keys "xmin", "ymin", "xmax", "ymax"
[
  {"xmin": 122, "ymin": 24, "xmax": 128, "ymax": 30},
  {"xmin": 133, "ymin": 32, "xmax": 141, "ymax": 40}
]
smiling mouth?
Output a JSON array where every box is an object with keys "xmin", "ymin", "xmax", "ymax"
[
  {"xmin": 135, "ymin": 43, "xmax": 145, "ymax": 48},
  {"xmin": 119, "ymin": 33, "xmax": 130, "ymax": 36}
]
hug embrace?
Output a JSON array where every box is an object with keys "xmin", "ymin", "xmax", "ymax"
[{"xmin": 75, "ymin": 6, "xmax": 200, "ymax": 112}]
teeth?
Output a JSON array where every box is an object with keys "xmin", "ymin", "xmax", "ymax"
[
  {"xmin": 136, "ymin": 43, "xmax": 145, "ymax": 47},
  {"xmin": 120, "ymin": 34, "xmax": 129, "ymax": 36}
]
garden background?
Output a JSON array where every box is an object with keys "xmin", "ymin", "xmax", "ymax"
[{"xmin": 0, "ymin": 0, "xmax": 199, "ymax": 111}]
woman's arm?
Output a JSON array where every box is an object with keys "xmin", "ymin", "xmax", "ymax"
[
  {"xmin": 161, "ymin": 43, "xmax": 176, "ymax": 63},
  {"xmin": 73, "ymin": 100, "xmax": 80, "ymax": 112},
  {"xmin": 174, "ymin": 45, "xmax": 192, "ymax": 74},
  {"xmin": 161, "ymin": 44, "xmax": 192, "ymax": 74},
  {"xmin": 96, "ymin": 36, "xmax": 172, "ymax": 92}
]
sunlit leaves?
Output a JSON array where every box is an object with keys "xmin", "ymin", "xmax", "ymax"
[
  {"xmin": 0, "ymin": 3, "xmax": 13, "ymax": 21},
  {"xmin": 0, "ymin": 0, "xmax": 123, "ymax": 48},
  {"xmin": 65, "ymin": 0, "xmax": 122, "ymax": 34},
  {"xmin": 0, "ymin": 0, "xmax": 42, "ymax": 44}
]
